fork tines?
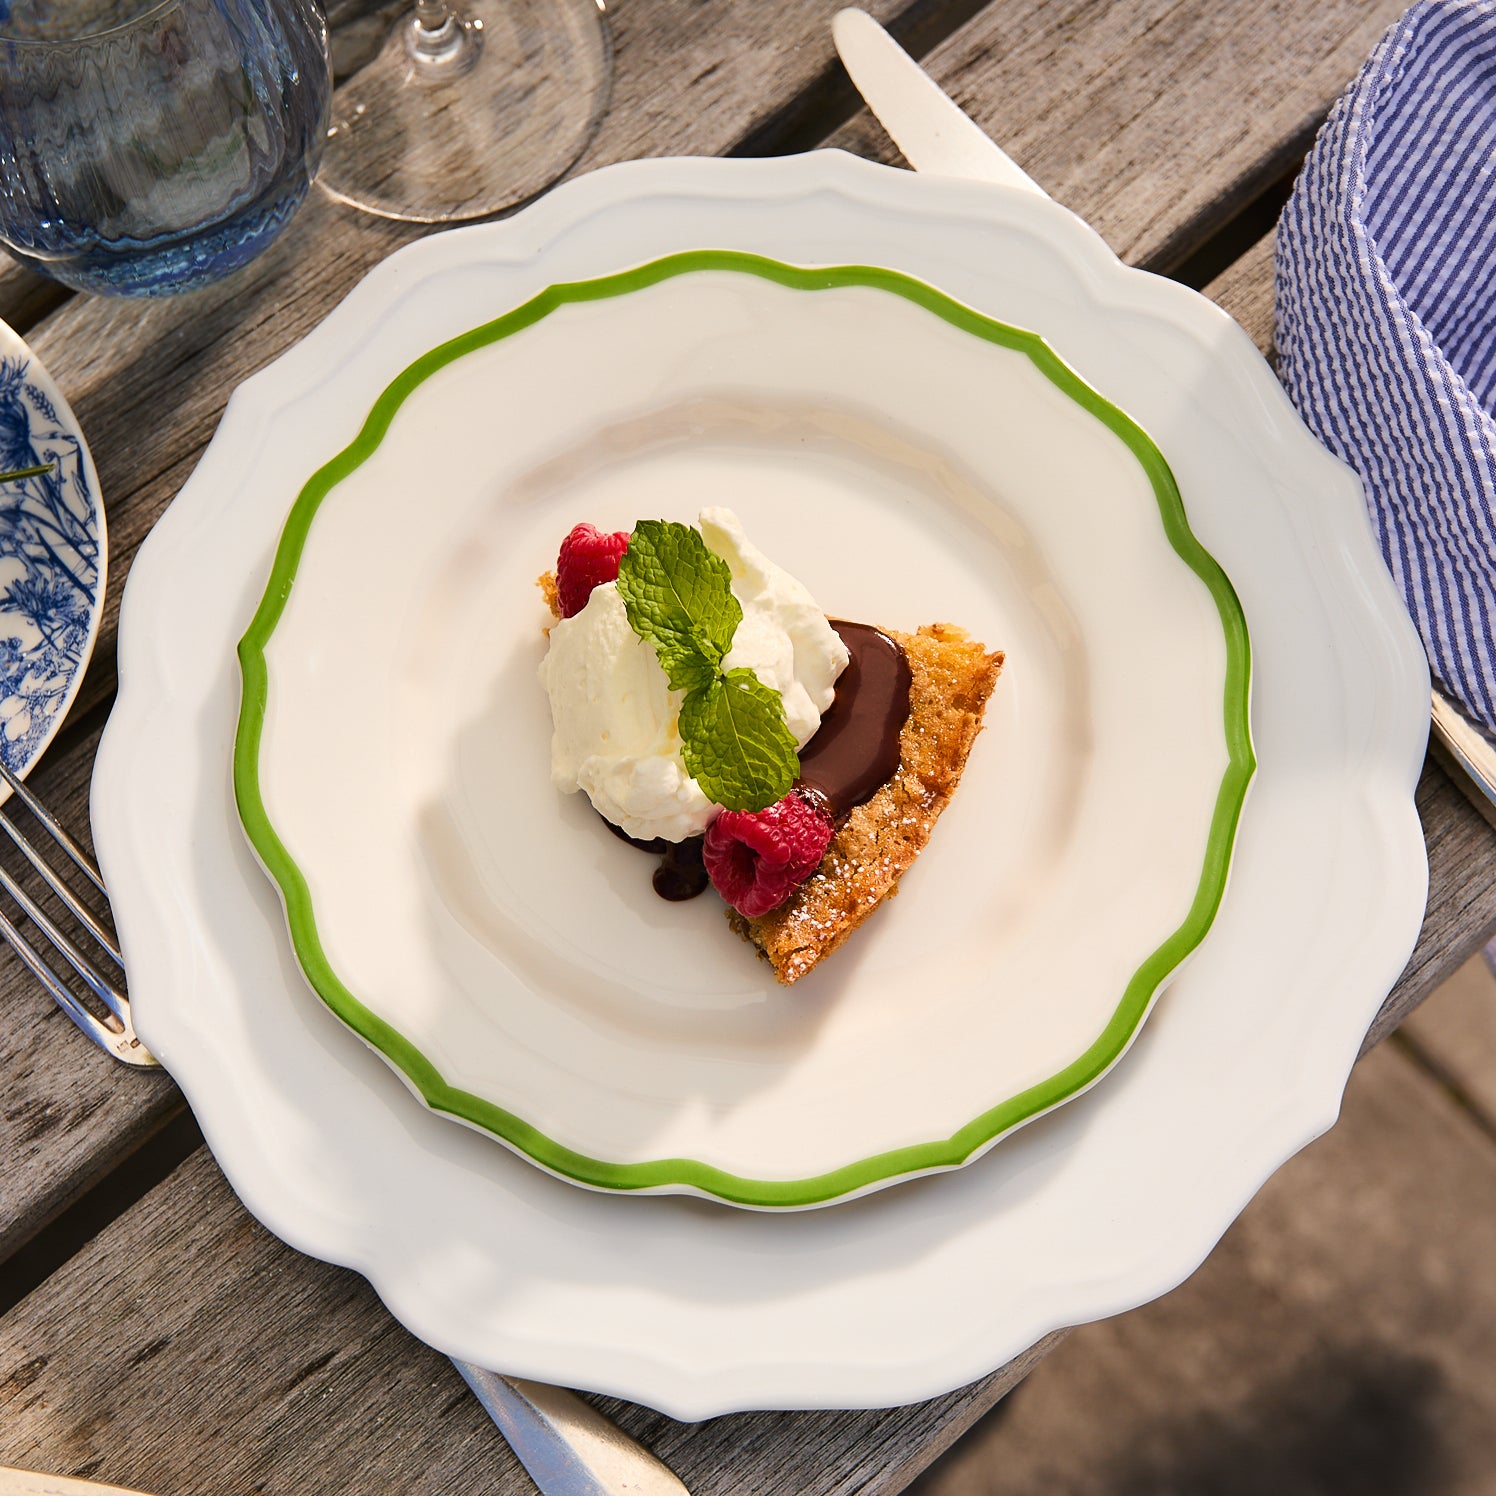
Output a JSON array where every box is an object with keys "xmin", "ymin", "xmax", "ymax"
[{"xmin": 0, "ymin": 758, "xmax": 157, "ymax": 1067}]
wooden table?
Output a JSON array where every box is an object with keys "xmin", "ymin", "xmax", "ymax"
[{"xmin": 2, "ymin": 3, "xmax": 1494, "ymax": 1492}]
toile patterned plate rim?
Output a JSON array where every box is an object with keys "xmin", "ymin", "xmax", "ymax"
[{"xmin": 0, "ymin": 319, "xmax": 105, "ymax": 793}]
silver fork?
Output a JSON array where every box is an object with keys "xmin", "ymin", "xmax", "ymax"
[{"xmin": 0, "ymin": 757, "xmax": 156, "ymax": 1067}]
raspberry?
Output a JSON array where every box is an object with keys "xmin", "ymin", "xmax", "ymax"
[
  {"xmin": 556, "ymin": 523, "xmax": 629, "ymax": 618},
  {"xmin": 703, "ymin": 791, "xmax": 835, "ymax": 918}
]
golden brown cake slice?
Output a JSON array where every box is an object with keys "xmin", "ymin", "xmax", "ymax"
[{"xmin": 729, "ymin": 624, "xmax": 1002, "ymax": 984}]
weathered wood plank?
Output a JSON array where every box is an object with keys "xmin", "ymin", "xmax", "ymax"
[
  {"xmin": 324, "ymin": 0, "xmax": 410, "ymax": 83},
  {"xmin": 911, "ymin": 1039, "xmax": 1496, "ymax": 1495},
  {"xmin": 0, "ymin": 260, "xmax": 67, "ymax": 339},
  {"xmin": 1204, "ymin": 230, "xmax": 1278, "ymax": 348},
  {"xmin": 0, "ymin": 1150, "xmax": 536, "ymax": 1495},
  {"xmin": 1401, "ymin": 953, "xmax": 1496, "ymax": 1136},
  {"xmin": 0, "ymin": 1145, "xmax": 1056, "ymax": 1496},
  {"xmin": 1367, "ymin": 763, "xmax": 1496, "ymax": 1051},
  {"xmin": 825, "ymin": 0, "xmax": 1405, "ymax": 274},
  {"xmin": 0, "ymin": 713, "xmax": 182, "ymax": 1264}
]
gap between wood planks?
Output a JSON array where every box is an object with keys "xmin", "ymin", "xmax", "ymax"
[
  {"xmin": 729, "ymin": 0, "xmax": 1001, "ymax": 160},
  {"xmin": 0, "ymin": 1107, "xmax": 200, "ymax": 1318}
]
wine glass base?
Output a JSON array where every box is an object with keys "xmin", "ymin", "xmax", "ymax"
[{"xmin": 319, "ymin": 0, "xmax": 611, "ymax": 224}]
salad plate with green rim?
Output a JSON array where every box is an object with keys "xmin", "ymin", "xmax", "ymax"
[{"xmin": 233, "ymin": 245, "xmax": 1252, "ymax": 1208}]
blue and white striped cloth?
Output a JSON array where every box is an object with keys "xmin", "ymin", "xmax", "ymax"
[{"xmin": 1277, "ymin": 0, "xmax": 1496, "ymax": 738}]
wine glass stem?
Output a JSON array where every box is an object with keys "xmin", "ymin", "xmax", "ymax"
[{"xmin": 407, "ymin": 0, "xmax": 478, "ymax": 72}]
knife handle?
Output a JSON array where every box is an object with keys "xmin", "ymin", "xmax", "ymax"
[{"xmin": 452, "ymin": 1361, "xmax": 689, "ymax": 1495}]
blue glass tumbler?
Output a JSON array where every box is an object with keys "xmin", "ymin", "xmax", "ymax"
[{"xmin": 0, "ymin": 0, "xmax": 331, "ymax": 296}]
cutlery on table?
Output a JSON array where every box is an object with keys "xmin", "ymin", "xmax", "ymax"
[
  {"xmin": 1431, "ymin": 688, "xmax": 1496, "ymax": 833},
  {"xmin": 830, "ymin": 5, "xmax": 1496, "ymax": 832},
  {"xmin": 456, "ymin": 1362, "xmax": 689, "ymax": 1495},
  {"xmin": 8, "ymin": 780, "xmax": 687, "ymax": 1493},
  {"xmin": 0, "ymin": 758, "xmax": 154, "ymax": 1066},
  {"xmin": 0, "ymin": 1468, "xmax": 154, "ymax": 1496}
]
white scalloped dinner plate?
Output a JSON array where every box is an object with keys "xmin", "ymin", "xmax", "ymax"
[
  {"xmin": 233, "ymin": 253, "xmax": 1252, "ymax": 1208},
  {"xmin": 92, "ymin": 153, "xmax": 1428, "ymax": 1416}
]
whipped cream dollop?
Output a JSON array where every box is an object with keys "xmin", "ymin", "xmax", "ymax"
[{"xmin": 540, "ymin": 508, "xmax": 850, "ymax": 842}]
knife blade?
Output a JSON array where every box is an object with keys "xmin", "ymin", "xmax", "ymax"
[
  {"xmin": 453, "ymin": 1361, "xmax": 690, "ymax": 1495},
  {"xmin": 833, "ymin": 6, "xmax": 1496, "ymax": 830}
]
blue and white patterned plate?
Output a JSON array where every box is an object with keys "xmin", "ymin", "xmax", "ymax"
[{"xmin": 0, "ymin": 320, "xmax": 105, "ymax": 786}]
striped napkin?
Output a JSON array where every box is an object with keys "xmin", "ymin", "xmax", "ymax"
[{"xmin": 1276, "ymin": 0, "xmax": 1496, "ymax": 739}]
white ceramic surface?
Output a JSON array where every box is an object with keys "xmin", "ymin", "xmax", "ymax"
[
  {"xmin": 247, "ymin": 263, "xmax": 1241, "ymax": 1200},
  {"xmin": 92, "ymin": 153, "xmax": 1429, "ymax": 1417}
]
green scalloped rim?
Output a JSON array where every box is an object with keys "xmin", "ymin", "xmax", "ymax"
[{"xmin": 234, "ymin": 250, "xmax": 1255, "ymax": 1209}]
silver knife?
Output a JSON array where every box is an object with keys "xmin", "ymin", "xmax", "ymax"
[
  {"xmin": 831, "ymin": 5, "xmax": 1496, "ymax": 829},
  {"xmin": 453, "ymin": 1362, "xmax": 689, "ymax": 1495}
]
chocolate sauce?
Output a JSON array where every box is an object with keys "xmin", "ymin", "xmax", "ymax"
[
  {"xmin": 600, "ymin": 815, "xmax": 709, "ymax": 900},
  {"xmin": 601, "ymin": 618, "xmax": 911, "ymax": 898},
  {"xmin": 653, "ymin": 837, "xmax": 708, "ymax": 901},
  {"xmin": 797, "ymin": 621, "xmax": 912, "ymax": 819},
  {"xmin": 601, "ymin": 818, "xmax": 672, "ymax": 856}
]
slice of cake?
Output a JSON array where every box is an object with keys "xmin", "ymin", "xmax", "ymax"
[
  {"xmin": 728, "ymin": 623, "xmax": 1001, "ymax": 984},
  {"xmin": 538, "ymin": 512, "xmax": 1002, "ymax": 984}
]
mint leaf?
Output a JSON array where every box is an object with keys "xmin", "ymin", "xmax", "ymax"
[
  {"xmin": 653, "ymin": 637, "xmax": 718, "ymax": 696},
  {"xmin": 614, "ymin": 518, "xmax": 801, "ymax": 811},
  {"xmin": 615, "ymin": 520, "xmax": 742, "ymax": 682},
  {"xmin": 680, "ymin": 668, "xmax": 799, "ymax": 812}
]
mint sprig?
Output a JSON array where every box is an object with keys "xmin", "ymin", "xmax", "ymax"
[{"xmin": 616, "ymin": 520, "xmax": 798, "ymax": 811}]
